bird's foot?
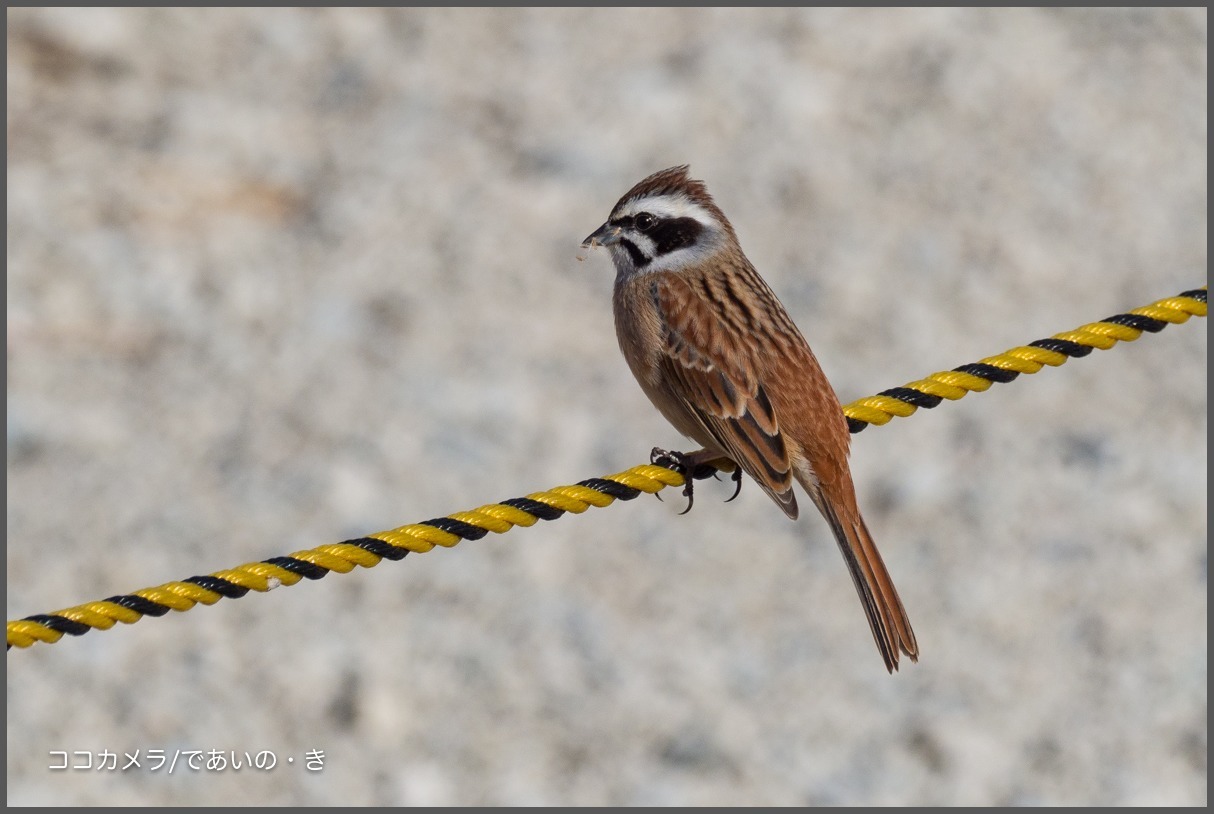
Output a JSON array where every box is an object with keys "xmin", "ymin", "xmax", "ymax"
[{"xmin": 650, "ymin": 447, "xmax": 735, "ymax": 515}]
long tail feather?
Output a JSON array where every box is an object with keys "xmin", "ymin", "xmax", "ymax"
[{"xmin": 812, "ymin": 490, "xmax": 918, "ymax": 672}]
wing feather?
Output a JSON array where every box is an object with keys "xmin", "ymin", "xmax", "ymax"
[{"xmin": 652, "ymin": 274, "xmax": 799, "ymax": 518}]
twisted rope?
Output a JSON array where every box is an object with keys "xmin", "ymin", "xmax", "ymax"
[
  {"xmin": 7, "ymin": 286, "xmax": 1206, "ymax": 650},
  {"xmin": 844, "ymin": 287, "xmax": 1207, "ymax": 432}
]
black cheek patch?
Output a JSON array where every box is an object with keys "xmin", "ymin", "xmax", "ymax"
[{"xmin": 652, "ymin": 217, "xmax": 703, "ymax": 255}]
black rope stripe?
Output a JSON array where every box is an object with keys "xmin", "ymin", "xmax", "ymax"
[
  {"xmin": 19, "ymin": 614, "xmax": 92, "ymax": 637},
  {"xmin": 420, "ymin": 517, "xmax": 491, "ymax": 541},
  {"xmin": 501, "ymin": 497, "xmax": 567, "ymax": 521},
  {"xmin": 952, "ymin": 362, "xmax": 1021, "ymax": 384},
  {"xmin": 346, "ymin": 536, "xmax": 411, "ymax": 561},
  {"xmin": 1028, "ymin": 338, "xmax": 1093, "ymax": 357},
  {"xmin": 577, "ymin": 477, "xmax": 644, "ymax": 501},
  {"xmin": 877, "ymin": 387, "xmax": 944, "ymax": 410},
  {"xmin": 107, "ymin": 594, "xmax": 173, "ymax": 616},
  {"xmin": 184, "ymin": 575, "xmax": 252, "ymax": 598},
  {"xmin": 1103, "ymin": 313, "xmax": 1168, "ymax": 333},
  {"xmin": 262, "ymin": 556, "xmax": 330, "ymax": 580}
]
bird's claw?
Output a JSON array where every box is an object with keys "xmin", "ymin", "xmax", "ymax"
[
  {"xmin": 724, "ymin": 466, "xmax": 743, "ymax": 503},
  {"xmin": 650, "ymin": 447, "xmax": 702, "ymax": 514},
  {"xmin": 650, "ymin": 447, "xmax": 739, "ymax": 514}
]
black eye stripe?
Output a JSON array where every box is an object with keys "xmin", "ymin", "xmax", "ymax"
[
  {"xmin": 649, "ymin": 216, "xmax": 703, "ymax": 255},
  {"xmin": 609, "ymin": 214, "xmax": 704, "ymax": 268}
]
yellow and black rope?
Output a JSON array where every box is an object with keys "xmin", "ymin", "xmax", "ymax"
[
  {"xmin": 844, "ymin": 287, "xmax": 1208, "ymax": 432},
  {"xmin": 6, "ymin": 286, "xmax": 1206, "ymax": 650},
  {"xmin": 5, "ymin": 464, "xmax": 685, "ymax": 649}
]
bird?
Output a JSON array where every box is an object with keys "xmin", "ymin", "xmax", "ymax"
[{"xmin": 581, "ymin": 165, "xmax": 918, "ymax": 672}]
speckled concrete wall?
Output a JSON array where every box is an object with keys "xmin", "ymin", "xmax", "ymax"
[{"xmin": 7, "ymin": 8, "xmax": 1206, "ymax": 805}]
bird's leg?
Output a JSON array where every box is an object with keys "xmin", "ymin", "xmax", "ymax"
[{"xmin": 650, "ymin": 448, "xmax": 738, "ymax": 515}]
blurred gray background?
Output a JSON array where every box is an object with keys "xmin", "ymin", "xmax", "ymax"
[{"xmin": 6, "ymin": 8, "xmax": 1206, "ymax": 806}]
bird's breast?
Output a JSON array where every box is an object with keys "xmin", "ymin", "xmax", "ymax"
[{"xmin": 612, "ymin": 275, "xmax": 667, "ymax": 387}]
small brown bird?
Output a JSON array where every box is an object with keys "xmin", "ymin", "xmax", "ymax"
[{"xmin": 582, "ymin": 165, "xmax": 918, "ymax": 672}]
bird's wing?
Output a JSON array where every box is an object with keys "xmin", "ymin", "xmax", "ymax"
[{"xmin": 652, "ymin": 272, "xmax": 799, "ymax": 518}]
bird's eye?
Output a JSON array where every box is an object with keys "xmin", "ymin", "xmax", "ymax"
[{"xmin": 634, "ymin": 213, "xmax": 655, "ymax": 231}]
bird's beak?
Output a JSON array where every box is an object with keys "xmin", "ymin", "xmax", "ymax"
[{"xmin": 581, "ymin": 222, "xmax": 620, "ymax": 249}]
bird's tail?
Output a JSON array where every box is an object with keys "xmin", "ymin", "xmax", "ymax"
[{"xmin": 809, "ymin": 486, "xmax": 919, "ymax": 672}]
